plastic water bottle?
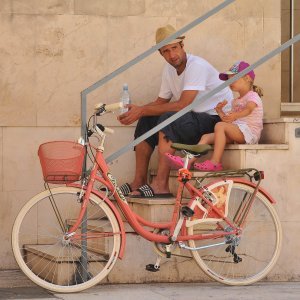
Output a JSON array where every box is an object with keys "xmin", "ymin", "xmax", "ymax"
[{"xmin": 120, "ymin": 83, "xmax": 131, "ymax": 114}]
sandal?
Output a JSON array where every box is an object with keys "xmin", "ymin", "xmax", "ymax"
[
  {"xmin": 194, "ymin": 160, "xmax": 223, "ymax": 171},
  {"xmin": 130, "ymin": 184, "xmax": 173, "ymax": 199},
  {"xmin": 119, "ymin": 183, "xmax": 132, "ymax": 196},
  {"xmin": 165, "ymin": 153, "xmax": 192, "ymax": 169}
]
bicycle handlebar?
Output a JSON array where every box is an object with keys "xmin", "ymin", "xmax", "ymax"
[
  {"xmin": 96, "ymin": 123, "xmax": 114, "ymax": 134},
  {"xmin": 105, "ymin": 102, "xmax": 124, "ymax": 112},
  {"xmin": 94, "ymin": 102, "xmax": 124, "ymax": 115}
]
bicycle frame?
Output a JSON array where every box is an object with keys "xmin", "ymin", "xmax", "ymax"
[
  {"xmin": 12, "ymin": 106, "xmax": 282, "ymax": 292},
  {"xmin": 66, "ymin": 144, "xmax": 251, "ymax": 249}
]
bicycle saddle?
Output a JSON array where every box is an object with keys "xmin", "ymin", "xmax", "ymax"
[{"xmin": 171, "ymin": 143, "xmax": 212, "ymax": 155}]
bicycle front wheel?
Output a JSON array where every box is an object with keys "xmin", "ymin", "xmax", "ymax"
[
  {"xmin": 12, "ymin": 186, "xmax": 121, "ymax": 293},
  {"xmin": 188, "ymin": 182, "xmax": 282, "ymax": 285}
]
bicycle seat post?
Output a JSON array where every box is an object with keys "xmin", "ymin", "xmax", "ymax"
[{"xmin": 183, "ymin": 151, "xmax": 194, "ymax": 169}]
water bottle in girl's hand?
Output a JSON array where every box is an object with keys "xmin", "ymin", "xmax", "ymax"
[{"xmin": 120, "ymin": 83, "xmax": 131, "ymax": 114}]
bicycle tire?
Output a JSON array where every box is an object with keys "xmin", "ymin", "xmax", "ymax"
[
  {"xmin": 188, "ymin": 182, "xmax": 282, "ymax": 285},
  {"xmin": 12, "ymin": 186, "xmax": 121, "ymax": 293}
]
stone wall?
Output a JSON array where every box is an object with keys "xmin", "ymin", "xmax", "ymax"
[
  {"xmin": 281, "ymin": 0, "xmax": 300, "ymax": 102},
  {"xmin": 0, "ymin": 0, "xmax": 281, "ymax": 269}
]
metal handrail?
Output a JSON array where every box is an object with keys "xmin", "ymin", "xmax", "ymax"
[
  {"xmin": 80, "ymin": 0, "xmax": 236, "ymax": 139},
  {"xmin": 76, "ymin": 0, "xmax": 300, "ymax": 282},
  {"xmin": 105, "ymin": 34, "xmax": 300, "ymax": 163},
  {"xmin": 78, "ymin": 0, "xmax": 236, "ymax": 281},
  {"xmin": 79, "ymin": 1, "xmax": 300, "ymax": 164}
]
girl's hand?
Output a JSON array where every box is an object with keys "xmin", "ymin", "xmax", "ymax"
[
  {"xmin": 215, "ymin": 100, "xmax": 228, "ymax": 111},
  {"xmin": 222, "ymin": 112, "xmax": 237, "ymax": 123}
]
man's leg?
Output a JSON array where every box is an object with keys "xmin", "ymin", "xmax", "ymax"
[
  {"xmin": 130, "ymin": 141, "xmax": 153, "ymax": 191},
  {"xmin": 128, "ymin": 116, "xmax": 160, "ymax": 192},
  {"xmin": 150, "ymin": 132, "xmax": 175, "ymax": 194},
  {"xmin": 151, "ymin": 112, "xmax": 221, "ymax": 192}
]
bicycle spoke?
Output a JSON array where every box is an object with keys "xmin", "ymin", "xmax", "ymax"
[
  {"xmin": 12, "ymin": 187, "xmax": 121, "ymax": 293},
  {"xmin": 188, "ymin": 182, "xmax": 282, "ymax": 285}
]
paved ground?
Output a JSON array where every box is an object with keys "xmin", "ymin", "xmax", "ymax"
[{"xmin": 0, "ymin": 270, "xmax": 300, "ymax": 300}]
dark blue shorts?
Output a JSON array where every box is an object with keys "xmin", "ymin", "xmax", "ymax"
[{"xmin": 134, "ymin": 112, "xmax": 220, "ymax": 149}]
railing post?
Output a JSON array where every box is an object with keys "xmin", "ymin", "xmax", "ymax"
[
  {"xmin": 81, "ymin": 91, "xmax": 87, "ymax": 140},
  {"xmin": 290, "ymin": 0, "xmax": 294, "ymax": 102},
  {"xmin": 80, "ymin": 91, "xmax": 88, "ymax": 281}
]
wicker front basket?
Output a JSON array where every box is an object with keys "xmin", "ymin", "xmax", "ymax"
[{"xmin": 38, "ymin": 141, "xmax": 85, "ymax": 184}]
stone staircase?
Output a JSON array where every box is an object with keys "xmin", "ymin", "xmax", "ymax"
[
  {"xmin": 149, "ymin": 118, "xmax": 289, "ymax": 196},
  {"xmin": 23, "ymin": 118, "xmax": 300, "ymax": 284}
]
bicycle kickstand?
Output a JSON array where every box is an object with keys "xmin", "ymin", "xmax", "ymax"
[{"xmin": 145, "ymin": 255, "xmax": 161, "ymax": 272}]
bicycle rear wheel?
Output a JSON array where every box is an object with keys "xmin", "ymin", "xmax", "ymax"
[
  {"xmin": 188, "ymin": 182, "xmax": 282, "ymax": 285},
  {"xmin": 12, "ymin": 186, "xmax": 121, "ymax": 293}
]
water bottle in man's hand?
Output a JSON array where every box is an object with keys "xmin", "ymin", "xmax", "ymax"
[{"xmin": 120, "ymin": 83, "xmax": 131, "ymax": 113}]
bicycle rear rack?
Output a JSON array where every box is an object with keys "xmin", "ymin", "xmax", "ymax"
[{"xmin": 194, "ymin": 168, "xmax": 264, "ymax": 188}]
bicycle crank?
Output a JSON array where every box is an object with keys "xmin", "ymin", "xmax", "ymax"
[{"xmin": 152, "ymin": 229, "xmax": 176, "ymax": 258}]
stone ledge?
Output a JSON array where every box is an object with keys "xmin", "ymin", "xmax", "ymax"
[
  {"xmin": 263, "ymin": 117, "xmax": 300, "ymax": 123},
  {"xmin": 224, "ymin": 144, "xmax": 289, "ymax": 150},
  {"xmin": 281, "ymin": 103, "xmax": 300, "ymax": 113},
  {"xmin": 167, "ymin": 144, "xmax": 289, "ymax": 151},
  {"xmin": 126, "ymin": 197, "xmax": 176, "ymax": 205}
]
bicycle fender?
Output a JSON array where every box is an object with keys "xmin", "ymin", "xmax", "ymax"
[
  {"xmin": 68, "ymin": 183, "xmax": 126, "ymax": 259},
  {"xmin": 206, "ymin": 178, "xmax": 276, "ymax": 204}
]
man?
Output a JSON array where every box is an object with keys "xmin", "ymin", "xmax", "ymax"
[{"xmin": 118, "ymin": 24, "xmax": 233, "ymax": 198}]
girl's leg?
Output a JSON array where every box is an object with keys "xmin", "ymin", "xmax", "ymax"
[
  {"xmin": 165, "ymin": 133, "xmax": 216, "ymax": 168},
  {"xmin": 186, "ymin": 133, "xmax": 216, "ymax": 166},
  {"xmin": 199, "ymin": 133, "xmax": 215, "ymax": 145},
  {"xmin": 210, "ymin": 122, "xmax": 245, "ymax": 164}
]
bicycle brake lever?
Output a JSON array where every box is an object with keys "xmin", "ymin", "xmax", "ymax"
[{"xmin": 95, "ymin": 103, "xmax": 106, "ymax": 116}]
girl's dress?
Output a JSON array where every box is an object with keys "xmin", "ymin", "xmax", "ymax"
[{"xmin": 232, "ymin": 91, "xmax": 263, "ymax": 144}]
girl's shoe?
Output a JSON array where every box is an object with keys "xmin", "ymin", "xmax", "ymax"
[
  {"xmin": 194, "ymin": 160, "xmax": 223, "ymax": 171},
  {"xmin": 165, "ymin": 153, "xmax": 192, "ymax": 169}
]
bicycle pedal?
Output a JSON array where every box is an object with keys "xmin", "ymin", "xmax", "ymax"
[{"xmin": 145, "ymin": 264, "xmax": 160, "ymax": 272}]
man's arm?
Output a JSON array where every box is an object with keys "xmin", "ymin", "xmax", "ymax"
[{"xmin": 118, "ymin": 90, "xmax": 199, "ymax": 125}]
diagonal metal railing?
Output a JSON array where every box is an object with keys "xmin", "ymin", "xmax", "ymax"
[
  {"xmin": 80, "ymin": 0, "xmax": 236, "ymax": 138},
  {"xmin": 77, "ymin": 0, "xmax": 300, "ymax": 281},
  {"xmin": 106, "ymin": 33, "xmax": 300, "ymax": 163},
  {"xmin": 79, "ymin": 0, "xmax": 300, "ymax": 165},
  {"xmin": 78, "ymin": 0, "xmax": 236, "ymax": 277},
  {"xmin": 78, "ymin": 0, "xmax": 237, "ymax": 280}
]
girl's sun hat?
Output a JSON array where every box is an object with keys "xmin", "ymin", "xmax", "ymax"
[{"xmin": 219, "ymin": 61, "xmax": 255, "ymax": 81}]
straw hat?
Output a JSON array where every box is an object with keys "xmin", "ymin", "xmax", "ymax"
[{"xmin": 155, "ymin": 24, "xmax": 185, "ymax": 45}]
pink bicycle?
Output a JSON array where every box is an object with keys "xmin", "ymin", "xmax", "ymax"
[{"xmin": 12, "ymin": 103, "xmax": 282, "ymax": 293}]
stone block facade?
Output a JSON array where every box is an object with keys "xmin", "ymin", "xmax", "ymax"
[{"xmin": 0, "ymin": 0, "xmax": 284, "ymax": 271}]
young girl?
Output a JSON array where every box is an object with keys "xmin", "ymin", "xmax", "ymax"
[{"xmin": 166, "ymin": 60, "xmax": 264, "ymax": 171}]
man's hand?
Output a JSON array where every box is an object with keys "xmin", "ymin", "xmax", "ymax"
[{"xmin": 118, "ymin": 104, "xmax": 143, "ymax": 125}]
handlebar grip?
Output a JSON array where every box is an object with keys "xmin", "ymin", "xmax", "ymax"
[
  {"xmin": 96, "ymin": 124, "xmax": 114, "ymax": 135},
  {"xmin": 105, "ymin": 102, "xmax": 124, "ymax": 112},
  {"xmin": 104, "ymin": 127, "xmax": 114, "ymax": 134}
]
